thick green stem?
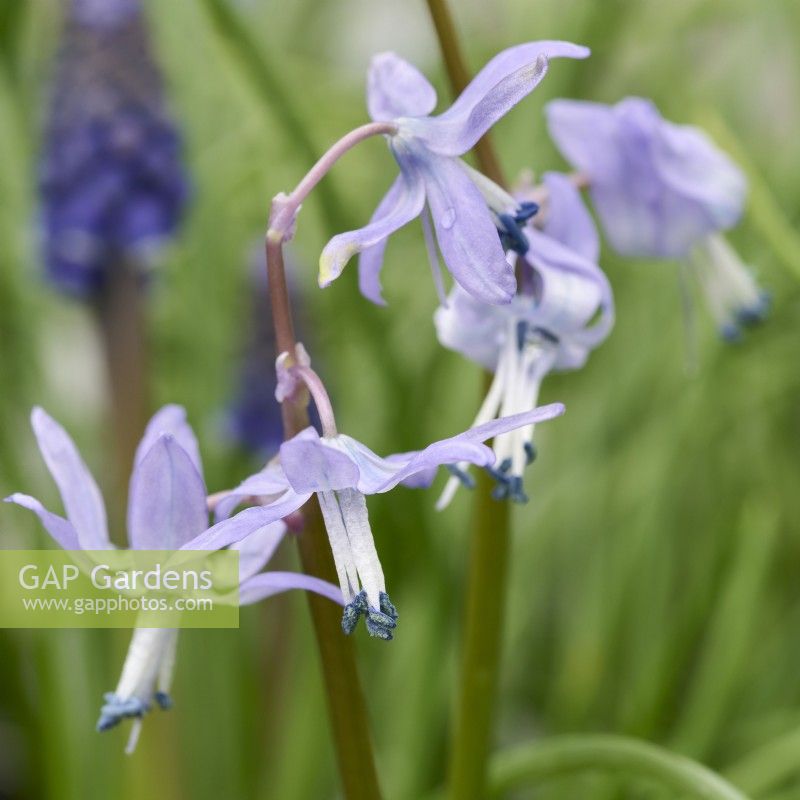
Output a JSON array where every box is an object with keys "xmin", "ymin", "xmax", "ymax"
[
  {"xmin": 423, "ymin": 2, "xmax": 513, "ymax": 798},
  {"xmin": 265, "ymin": 237, "xmax": 383, "ymax": 800},
  {"xmin": 448, "ymin": 468, "xmax": 510, "ymax": 800},
  {"xmin": 488, "ymin": 735, "xmax": 750, "ymax": 799}
]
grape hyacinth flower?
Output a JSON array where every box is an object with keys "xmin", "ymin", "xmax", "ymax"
[
  {"xmin": 4, "ymin": 405, "xmax": 340, "ymax": 752},
  {"xmin": 39, "ymin": 0, "xmax": 188, "ymax": 297},
  {"xmin": 319, "ymin": 41, "xmax": 590, "ymax": 306},
  {"xmin": 435, "ymin": 172, "xmax": 613, "ymax": 506},
  {"xmin": 545, "ymin": 97, "xmax": 768, "ymax": 340},
  {"xmin": 216, "ymin": 349, "xmax": 565, "ymax": 638}
]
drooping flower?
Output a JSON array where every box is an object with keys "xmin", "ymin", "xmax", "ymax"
[
  {"xmin": 435, "ymin": 172, "xmax": 613, "ymax": 506},
  {"xmin": 319, "ymin": 41, "xmax": 590, "ymax": 306},
  {"xmin": 39, "ymin": 0, "xmax": 188, "ymax": 297},
  {"xmin": 4, "ymin": 405, "xmax": 339, "ymax": 751},
  {"xmin": 545, "ymin": 97, "xmax": 768, "ymax": 339},
  {"xmin": 216, "ymin": 404, "xmax": 565, "ymax": 639}
]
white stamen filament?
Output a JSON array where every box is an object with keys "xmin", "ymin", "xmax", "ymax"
[
  {"xmin": 691, "ymin": 234, "xmax": 764, "ymax": 333},
  {"xmin": 436, "ymin": 319, "xmax": 555, "ymax": 509},
  {"xmin": 436, "ymin": 354, "xmax": 509, "ymax": 510},
  {"xmin": 460, "ymin": 162, "xmax": 518, "ymax": 214},
  {"xmin": 317, "ymin": 488, "xmax": 385, "ymax": 608}
]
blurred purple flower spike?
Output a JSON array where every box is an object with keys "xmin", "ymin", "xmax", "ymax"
[{"xmin": 39, "ymin": 0, "xmax": 189, "ymax": 297}]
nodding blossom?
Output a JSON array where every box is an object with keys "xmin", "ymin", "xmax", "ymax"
[
  {"xmin": 435, "ymin": 172, "xmax": 613, "ymax": 506},
  {"xmin": 545, "ymin": 97, "xmax": 768, "ymax": 340},
  {"xmin": 39, "ymin": 0, "xmax": 188, "ymax": 297},
  {"xmin": 319, "ymin": 41, "xmax": 590, "ymax": 307},
  {"xmin": 216, "ymin": 350, "xmax": 565, "ymax": 639},
  {"xmin": 4, "ymin": 405, "xmax": 340, "ymax": 752}
]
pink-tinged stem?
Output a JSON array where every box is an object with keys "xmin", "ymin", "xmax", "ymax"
[
  {"xmin": 295, "ymin": 364, "xmax": 338, "ymax": 437},
  {"xmin": 264, "ymin": 145, "xmax": 384, "ymax": 797},
  {"xmin": 269, "ymin": 121, "xmax": 397, "ymax": 237}
]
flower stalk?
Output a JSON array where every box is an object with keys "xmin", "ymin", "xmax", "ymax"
[
  {"xmin": 265, "ymin": 205, "xmax": 383, "ymax": 797},
  {"xmin": 422, "ymin": 0, "xmax": 519, "ymax": 796}
]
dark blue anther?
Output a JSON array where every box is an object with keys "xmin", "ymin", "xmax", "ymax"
[
  {"xmin": 154, "ymin": 691, "xmax": 173, "ymax": 710},
  {"xmin": 508, "ymin": 476, "xmax": 529, "ymax": 504},
  {"xmin": 720, "ymin": 323, "xmax": 742, "ymax": 343},
  {"xmin": 446, "ymin": 464, "xmax": 476, "ymax": 489},
  {"xmin": 516, "ymin": 320, "xmax": 529, "ymax": 352},
  {"xmin": 497, "ymin": 213, "xmax": 529, "ymax": 255},
  {"xmin": 341, "ymin": 590, "xmax": 368, "ymax": 635},
  {"xmin": 96, "ymin": 694, "xmax": 150, "ymax": 732},
  {"xmin": 736, "ymin": 291, "xmax": 771, "ymax": 327},
  {"xmin": 524, "ymin": 442, "xmax": 537, "ymax": 465}
]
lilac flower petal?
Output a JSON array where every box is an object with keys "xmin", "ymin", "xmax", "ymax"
[
  {"xmin": 367, "ymin": 52, "xmax": 437, "ymax": 122},
  {"xmin": 240, "ymin": 571, "xmax": 344, "ymax": 607},
  {"xmin": 409, "ymin": 55, "xmax": 548, "ymax": 156},
  {"xmin": 367, "ymin": 405, "xmax": 565, "ymax": 492},
  {"xmin": 541, "ymin": 172, "xmax": 599, "ymax": 261},
  {"xmin": 421, "ymin": 155, "xmax": 515, "ymax": 304},
  {"xmin": 651, "ymin": 115, "xmax": 746, "ymax": 228},
  {"xmin": 127, "ymin": 434, "xmax": 208, "ymax": 550},
  {"xmin": 134, "ymin": 405, "xmax": 202, "ymax": 473},
  {"xmin": 434, "ymin": 286, "xmax": 506, "ymax": 372},
  {"xmin": 357, "ymin": 175, "xmax": 405, "ymax": 305},
  {"xmin": 30, "ymin": 407, "xmax": 109, "ymax": 549},
  {"xmin": 280, "ymin": 429, "xmax": 360, "ymax": 493},
  {"xmin": 545, "ymin": 99, "xmax": 624, "ymax": 183},
  {"xmin": 411, "ymin": 41, "xmax": 589, "ymax": 157},
  {"xmin": 184, "ymin": 501, "xmax": 308, "ymax": 552},
  {"xmin": 213, "ymin": 464, "xmax": 294, "ymax": 522},
  {"xmin": 320, "ymin": 166, "xmax": 425, "ymax": 289},
  {"xmin": 456, "ymin": 404, "xmax": 565, "ymax": 444},
  {"xmin": 233, "ymin": 520, "xmax": 288, "ymax": 583},
  {"xmin": 4, "ymin": 494, "xmax": 81, "ymax": 550},
  {"xmin": 525, "ymin": 228, "xmax": 614, "ymax": 350},
  {"xmin": 547, "ymin": 97, "xmax": 747, "ymax": 259}
]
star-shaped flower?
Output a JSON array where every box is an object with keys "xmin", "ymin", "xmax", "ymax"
[
  {"xmin": 319, "ymin": 41, "xmax": 589, "ymax": 306},
  {"xmin": 5, "ymin": 405, "xmax": 340, "ymax": 751}
]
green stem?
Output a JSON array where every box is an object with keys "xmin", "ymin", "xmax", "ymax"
[
  {"xmin": 489, "ymin": 735, "xmax": 751, "ymax": 800},
  {"xmin": 423, "ymin": 2, "xmax": 513, "ymax": 798},
  {"xmin": 448, "ymin": 469, "xmax": 510, "ymax": 800}
]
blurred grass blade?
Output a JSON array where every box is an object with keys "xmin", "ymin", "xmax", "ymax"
[{"xmin": 488, "ymin": 735, "xmax": 751, "ymax": 799}]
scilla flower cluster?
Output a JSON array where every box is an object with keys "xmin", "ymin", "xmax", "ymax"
[{"xmin": 8, "ymin": 21, "xmax": 763, "ymax": 761}]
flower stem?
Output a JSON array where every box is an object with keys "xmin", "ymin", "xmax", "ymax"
[
  {"xmin": 93, "ymin": 258, "xmax": 150, "ymax": 526},
  {"xmin": 265, "ymin": 228, "xmax": 383, "ymax": 800},
  {"xmin": 488, "ymin": 735, "xmax": 750, "ymax": 800},
  {"xmin": 425, "ymin": 0, "xmax": 505, "ymax": 186},
  {"xmin": 268, "ymin": 122, "xmax": 397, "ymax": 237},
  {"xmin": 448, "ymin": 468, "xmax": 511, "ymax": 800},
  {"xmin": 422, "ymin": 1, "xmax": 515, "ymax": 797}
]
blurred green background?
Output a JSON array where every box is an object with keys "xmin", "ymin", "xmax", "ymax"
[{"xmin": 0, "ymin": 0, "xmax": 799, "ymax": 798}]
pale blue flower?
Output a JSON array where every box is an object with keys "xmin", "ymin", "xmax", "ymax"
[
  {"xmin": 5, "ymin": 405, "xmax": 340, "ymax": 751},
  {"xmin": 435, "ymin": 173, "xmax": 613, "ymax": 505},
  {"xmin": 546, "ymin": 97, "xmax": 767, "ymax": 339},
  {"xmin": 319, "ymin": 42, "xmax": 590, "ymax": 306},
  {"xmin": 217, "ymin": 405, "xmax": 565, "ymax": 639}
]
